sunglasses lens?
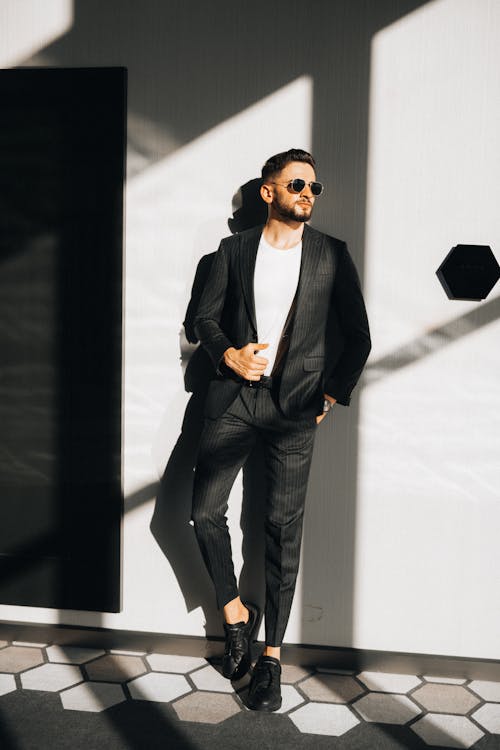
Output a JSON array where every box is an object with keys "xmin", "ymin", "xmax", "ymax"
[
  {"xmin": 291, "ymin": 179, "xmax": 306, "ymax": 193},
  {"xmin": 289, "ymin": 179, "xmax": 323, "ymax": 195}
]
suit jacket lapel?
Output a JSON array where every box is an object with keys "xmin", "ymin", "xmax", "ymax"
[
  {"xmin": 293, "ymin": 223, "xmax": 322, "ymax": 322},
  {"xmin": 238, "ymin": 222, "xmax": 322, "ymax": 339},
  {"xmin": 239, "ymin": 224, "xmax": 263, "ymax": 335}
]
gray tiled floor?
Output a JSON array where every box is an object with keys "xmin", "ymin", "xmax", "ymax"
[{"xmin": 0, "ymin": 639, "xmax": 499, "ymax": 748}]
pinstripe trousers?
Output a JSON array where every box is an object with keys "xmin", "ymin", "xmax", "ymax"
[{"xmin": 191, "ymin": 377, "xmax": 317, "ymax": 646}]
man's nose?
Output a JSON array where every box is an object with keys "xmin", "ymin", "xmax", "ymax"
[{"xmin": 301, "ymin": 184, "xmax": 313, "ymax": 198}]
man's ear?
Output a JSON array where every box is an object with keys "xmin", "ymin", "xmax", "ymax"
[{"xmin": 260, "ymin": 182, "xmax": 273, "ymax": 204}]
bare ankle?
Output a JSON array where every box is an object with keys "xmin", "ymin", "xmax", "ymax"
[
  {"xmin": 263, "ymin": 645, "xmax": 280, "ymax": 660},
  {"xmin": 223, "ymin": 597, "xmax": 249, "ymax": 625}
]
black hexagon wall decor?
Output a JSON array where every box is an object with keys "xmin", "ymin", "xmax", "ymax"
[{"xmin": 436, "ymin": 244, "xmax": 500, "ymax": 301}]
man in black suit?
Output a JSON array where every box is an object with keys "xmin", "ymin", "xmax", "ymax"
[{"xmin": 191, "ymin": 148, "xmax": 371, "ymax": 711}]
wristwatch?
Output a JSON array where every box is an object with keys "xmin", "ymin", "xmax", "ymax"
[{"xmin": 322, "ymin": 398, "xmax": 333, "ymax": 414}]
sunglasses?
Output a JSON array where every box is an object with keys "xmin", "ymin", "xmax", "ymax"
[{"xmin": 270, "ymin": 178, "xmax": 324, "ymax": 196}]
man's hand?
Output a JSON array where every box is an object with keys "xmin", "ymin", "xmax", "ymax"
[
  {"xmin": 223, "ymin": 343, "xmax": 269, "ymax": 380},
  {"xmin": 315, "ymin": 393, "xmax": 337, "ymax": 425}
]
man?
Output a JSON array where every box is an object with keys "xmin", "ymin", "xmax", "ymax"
[{"xmin": 191, "ymin": 148, "xmax": 371, "ymax": 711}]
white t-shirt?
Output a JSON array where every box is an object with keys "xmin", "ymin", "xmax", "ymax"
[{"xmin": 253, "ymin": 234, "xmax": 302, "ymax": 376}]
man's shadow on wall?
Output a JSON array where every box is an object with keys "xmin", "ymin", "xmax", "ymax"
[{"xmin": 150, "ymin": 179, "xmax": 268, "ymax": 641}]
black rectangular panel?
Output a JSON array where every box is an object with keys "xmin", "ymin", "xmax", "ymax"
[{"xmin": 0, "ymin": 67, "xmax": 126, "ymax": 612}]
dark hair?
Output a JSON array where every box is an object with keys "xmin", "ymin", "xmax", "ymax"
[{"xmin": 261, "ymin": 148, "xmax": 316, "ymax": 181}]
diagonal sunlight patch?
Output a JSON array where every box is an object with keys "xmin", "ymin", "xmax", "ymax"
[
  {"xmin": 124, "ymin": 74, "xmax": 313, "ymax": 489},
  {"xmin": 0, "ymin": 0, "xmax": 73, "ymax": 67}
]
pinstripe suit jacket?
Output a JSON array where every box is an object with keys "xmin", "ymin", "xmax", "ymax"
[{"xmin": 193, "ymin": 223, "xmax": 371, "ymax": 420}]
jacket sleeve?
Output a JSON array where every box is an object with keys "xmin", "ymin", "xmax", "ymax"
[
  {"xmin": 193, "ymin": 239, "xmax": 234, "ymax": 375},
  {"xmin": 324, "ymin": 242, "xmax": 371, "ymax": 406}
]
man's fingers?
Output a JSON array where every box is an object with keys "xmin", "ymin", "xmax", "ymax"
[
  {"xmin": 233, "ymin": 343, "xmax": 270, "ymax": 379},
  {"xmin": 246, "ymin": 366, "xmax": 266, "ymax": 377},
  {"xmin": 241, "ymin": 368, "xmax": 263, "ymax": 380},
  {"xmin": 249, "ymin": 342, "xmax": 269, "ymax": 350}
]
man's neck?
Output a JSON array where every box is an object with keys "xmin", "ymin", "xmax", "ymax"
[{"xmin": 262, "ymin": 218, "xmax": 305, "ymax": 250}]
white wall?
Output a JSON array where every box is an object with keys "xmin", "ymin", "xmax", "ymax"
[
  {"xmin": 1, "ymin": 0, "xmax": 499, "ymax": 660},
  {"xmin": 0, "ymin": 0, "xmax": 72, "ymax": 67},
  {"xmin": 356, "ymin": 0, "xmax": 500, "ymax": 657}
]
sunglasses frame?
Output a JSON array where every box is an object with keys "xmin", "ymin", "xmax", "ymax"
[{"xmin": 270, "ymin": 178, "xmax": 324, "ymax": 196}]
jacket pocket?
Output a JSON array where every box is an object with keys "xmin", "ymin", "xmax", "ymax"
[{"xmin": 303, "ymin": 356, "xmax": 324, "ymax": 371}]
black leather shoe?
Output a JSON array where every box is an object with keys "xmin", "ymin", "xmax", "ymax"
[
  {"xmin": 247, "ymin": 653, "xmax": 282, "ymax": 711},
  {"xmin": 222, "ymin": 602, "xmax": 260, "ymax": 680}
]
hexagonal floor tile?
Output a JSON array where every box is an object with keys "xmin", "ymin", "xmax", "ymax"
[
  {"xmin": 300, "ymin": 674, "xmax": 364, "ymax": 703},
  {"xmin": 352, "ymin": 693, "xmax": 421, "ymax": 724},
  {"xmin": 0, "ymin": 674, "xmax": 16, "ymax": 696},
  {"xmin": 276, "ymin": 684, "xmax": 306, "ymax": 714},
  {"xmin": 0, "ymin": 646, "xmax": 44, "ymax": 673},
  {"xmin": 85, "ymin": 654, "xmax": 146, "ymax": 682},
  {"xmin": 21, "ymin": 664, "xmax": 83, "ymax": 692},
  {"xmin": 469, "ymin": 679, "xmax": 500, "ymax": 702},
  {"xmin": 289, "ymin": 702, "xmax": 360, "ymax": 736},
  {"xmin": 61, "ymin": 682, "xmax": 126, "ymax": 712},
  {"xmin": 357, "ymin": 670, "xmax": 421, "ymax": 693},
  {"xmin": 46, "ymin": 646, "xmax": 106, "ymax": 665},
  {"xmin": 146, "ymin": 653, "xmax": 207, "ymax": 673},
  {"xmin": 190, "ymin": 664, "xmax": 234, "ymax": 693},
  {"xmin": 280, "ymin": 664, "xmax": 313, "ymax": 683},
  {"xmin": 173, "ymin": 691, "xmax": 240, "ymax": 723},
  {"xmin": 472, "ymin": 703, "xmax": 500, "ymax": 734},
  {"xmin": 412, "ymin": 684, "xmax": 480, "ymax": 714},
  {"xmin": 411, "ymin": 713, "xmax": 484, "ymax": 748},
  {"xmin": 128, "ymin": 672, "xmax": 191, "ymax": 703}
]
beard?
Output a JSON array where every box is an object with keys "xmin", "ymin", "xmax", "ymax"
[{"xmin": 273, "ymin": 196, "xmax": 313, "ymax": 222}]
